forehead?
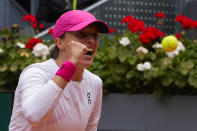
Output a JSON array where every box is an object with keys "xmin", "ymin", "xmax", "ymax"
[{"xmin": 80, "ymin": 23, "xmax": 99, "ymax": 33}]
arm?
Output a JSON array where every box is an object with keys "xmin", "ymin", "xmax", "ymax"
[
  {"xmin": 20, "ymin": 66, "xmax": 64, "ymax": 125},
  {"xmin": 85, "ymin": 78, "xmax": 103, "ymax": 131},
  {"xmin": 21, "ymin": 41, "xmax": 88, "ymax": 125}
]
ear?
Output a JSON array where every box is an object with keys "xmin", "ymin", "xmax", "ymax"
[{"xmin": 55, "ymin": 38, "xmax": 65, "ymax": 50}]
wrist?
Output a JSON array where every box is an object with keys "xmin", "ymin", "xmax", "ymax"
[
  {"xmin": 67, "ymin": 57, "xmax": 78, "ymax": 65},
  {"xmin": 56, "ymin": 61, "xmax": 77, "ymax": 82}
]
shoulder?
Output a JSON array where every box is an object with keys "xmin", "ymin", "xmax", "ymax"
[
  {"xmin": 19, "ymin": 59, "xmax": 57, "ymax": 83},
  {"xmin": 23, "ymin": 59, "xmax": 55, "ymax": 74}
]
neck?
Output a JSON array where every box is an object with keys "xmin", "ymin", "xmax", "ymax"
[
  {"xmin": 72, "ymin": 66, "xmax": 84, "ymax": 81},
  {"xmin": 55, "ymin": 57, "xmax": 84, "ymax": 82}
]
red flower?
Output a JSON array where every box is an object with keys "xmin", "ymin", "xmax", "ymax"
[
  {"xmin": 109, "ymin": 28, "xmax": 113, "ymax": 33},
  {"xmin": 32, "ymin": 22, "xmax": 37, "ymax": 29},
  {"xmin": 139, "ymin": 33, "xmax": 151, "ymax": 44},
  {"xmin": 176, "ymin": 32, "xmax": 181, "ymax": 40},
  {"xmin": 146, "ymin": 27, "xmax": 165, "ymax": 38},
  {"xmin": 29, "ymin": 15, "xmax": 37, "ymax": 24},
  {"xmin": 25, "ymin": 38, "xmax": 42, "ymax": 50},
  {"xmin": 175, "ymin": 14, "xmax": 184, "ymax": 22},
  {"xmin": 155, "ymin": 12, "xmax": 166, "ymax": 18},
  {"xmin": 191, "ymin": 21, "xmax": 197, "ymax": 28},
  {"xmin": 175, "ymin": 15, "xmax": 196, "ymax": 30},
  {"xmin": 39, "ymin": 24, "xmax": 45, "ymax": 29},
  {"xmin": 113, "ymin": 28, "xmax": 117, "ymax": 33},
  {"xmin": 22, "ymin": 14, "xmax": 37, "ymax": 24},
  {"xmin": 182, "ymin": 18, "xmax": 194, "ymax": 30},
  {"xmin": 48, "ymin": 28, "xmax": 53, "ymax": 35},
  {"xmin": 22, "ymin": 14, "xmax": 30, "ymax": 21},
  {"xmin": 139, "ymin": 27, "xmax": 165, "ymax": 44},
  {"xmin": 128, "ymin": 19, "xmax": 145, "ymax": 33},
  {"xmin": 109, "ymin": 28, "xmax": 117, "ymax": 33},
  {"xmin": 121, "ymin": 15, "xmax": 134, "ymax": 23}
]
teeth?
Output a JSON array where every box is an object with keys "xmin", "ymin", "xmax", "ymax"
[{"xmin": 86, "ymin": 50, "xmax": 93, "ymax": 56}]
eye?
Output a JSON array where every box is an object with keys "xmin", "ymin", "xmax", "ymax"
[{"xmin": 92, "ymin": 33, "xmax": 99, "ymax": 40}]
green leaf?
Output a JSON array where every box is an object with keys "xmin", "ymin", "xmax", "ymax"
[
  {"xmin": 126, "ymin": 70, "xmax": 135, "ymax": 79},
  {"xmin": 179, "ymin": 61, "xmax": 194, "ymax": 75},
  {"xmin": 160, "ymin": 58, "xmax": 172, "ymax": 69},
  {"xmin": 10, "ymin": 64, "xmax": 18, "ymax": 72},
  {"xmin": 149, "ymin": 52, "xmax": 157, "ymax": 60},
  {"xmin": 188, "ymin": 69, "xmax": 197, "ymax": 88},
  {"xmin": 128, "ymin": 56, "xmax": 137, "ymax": 65},
  {"xmin": 0, "ymin": 64, "xmax": 8, "ymax": 72},
  {"xmin": 175, "ymin": 76, "xmax": 187, "ymax": 88},
  {"xmin": 161, "ymin": 74, "xmax": 174, "ymax": 86}
]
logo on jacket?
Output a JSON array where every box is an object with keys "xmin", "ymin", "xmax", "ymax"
[{"xmin": 87, "ymin": 93, "xmax": 91, "ymax": 104}]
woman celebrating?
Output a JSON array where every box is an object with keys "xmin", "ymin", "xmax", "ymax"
[{"xmin": 9, "ymin": 10, "xmax": 109, "ymax": 131}]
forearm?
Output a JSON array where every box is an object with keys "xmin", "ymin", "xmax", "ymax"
[
  {"xmin": 21, "ymin": 80, "xmax": 63, "ymax": 124},
  {"xmin": 52, "ymin": 75, "xmax": 67, "ymax": 90},
  {"xmin": 22, "ymin": 72, "xmax": 72, "ymax": 125},
  {"xmin": 22, "ymin": 61, "xmax": 75, "ymax": 124}
]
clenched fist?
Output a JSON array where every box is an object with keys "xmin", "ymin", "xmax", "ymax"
[{"xmin": 65, "ymin": 41, "xmax": 92, "ymax": 65}]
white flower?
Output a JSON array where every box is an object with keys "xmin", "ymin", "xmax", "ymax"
[
  {"xmin": 137, "ymin": 63, "xmax": 145, "ymax": 71},
  {"xmin": 119, "ymin": 37, "xmax": 130, "ymax": 46},
  {"xmin": 167, "ymin": 52, "xmax": 176, "ymax": 58},
  {"xmin": 166, "ymin": 41, "xmax": 185, "ymax": 58},
  {"xmin": 177, "ymin": 41, "xmax": 185, "ymax": 52},
  {"xmin": 144, "ymin": 62, "xmax": 151, "ymax": 70},
  {"xmin": 152, "ymin": 42, "xmax": 162, "ymax": 49},
  {"xmin": 136, "ymin": 46, "xmax": 148, "ymax": 54},
  {"xmin": 167, "ymin": 50, "xmax": 178, "ymax": 58},
  {"xmin": 49, "ymin": 44, "xmax": 56, "ymax": 51},
  {"xmin": 16, "ymin": 42, "xmax": 25, "ymax": 48},
  {"xmin": 33, "ymin": 43, "xmax": 49, "ymax": 57},
  {"xmin": 0, "ymin": 48, "xmax": 3, "ymax": 53},
  {"xmin": 137, "ymin": 62, "xmax": 151, "ymax": 71}
]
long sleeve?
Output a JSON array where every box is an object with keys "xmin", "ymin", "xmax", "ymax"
[
  {"xmin": 19, "ymin": 66, "xmax": 63, "ymax": 125},
  {"xmin": 85, "ymin": 79, "xmax": 103, "ymax": 131}
]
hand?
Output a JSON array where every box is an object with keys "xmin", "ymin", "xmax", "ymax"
[{"xmin": 65, "ymin": 41, "xmax": 91, "ymax": 65}]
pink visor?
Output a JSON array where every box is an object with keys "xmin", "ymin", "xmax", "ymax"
[{"xmin": 53, "ymin": 10, "xmax": 109, "ymax": 39}]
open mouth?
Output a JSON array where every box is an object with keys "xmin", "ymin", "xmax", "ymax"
[{"xmin": 86, "ymin": 50, "xmax": 93, "ymax": 56}]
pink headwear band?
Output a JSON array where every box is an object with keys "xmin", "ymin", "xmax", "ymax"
[{"xmin": 53, "ymin": 10, "xmax": 109, "ymax": 39}]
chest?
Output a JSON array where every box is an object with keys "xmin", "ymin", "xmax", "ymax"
[{"xmin": 38, "ymin": 82, "xmax": 97, "ymax": 130}]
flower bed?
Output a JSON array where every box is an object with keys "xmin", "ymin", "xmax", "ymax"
[
  {"xmin": 88, "ymin": 12, "xmax": 197, "ymax": 96},
  {"xmin": 1, "ymin": 13, "xmax": 197, "ymax": 97},
  {"xmin": 0, "ymin": 15, "xmax": 54, "ymax": 90}
]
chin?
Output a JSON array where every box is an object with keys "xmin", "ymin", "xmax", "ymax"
[
  {"xmin": 83, "ymin": 62, "xmax": 92, "ymax": 67},
  {"xmin": 80, "ymin": 55, "xmax": 94, "ymax": 67},
  {"xmin": 80, "ymin": 60, "xmax": 93, "ymax": 67}
]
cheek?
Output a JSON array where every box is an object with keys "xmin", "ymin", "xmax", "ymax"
[{"xmin": 95, "ymin": 42, "xmax": 99, "ymax": 49}]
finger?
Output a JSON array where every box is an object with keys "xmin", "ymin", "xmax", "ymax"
[
  {"xmin": 87, "ymin": 48, "xmax": 93, "ymax": 52},
  {"xmin": 86, "ymin": 48, "xmax": 93, "ymax": 55},
  {"xmin": 79, "ymin": 44, "xmax": 87, "ymax": 54}
]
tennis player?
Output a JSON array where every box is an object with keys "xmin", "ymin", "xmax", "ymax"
[{"xmin": 9, "ymin": 10, "xmax": 109, "ymax": 131}]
